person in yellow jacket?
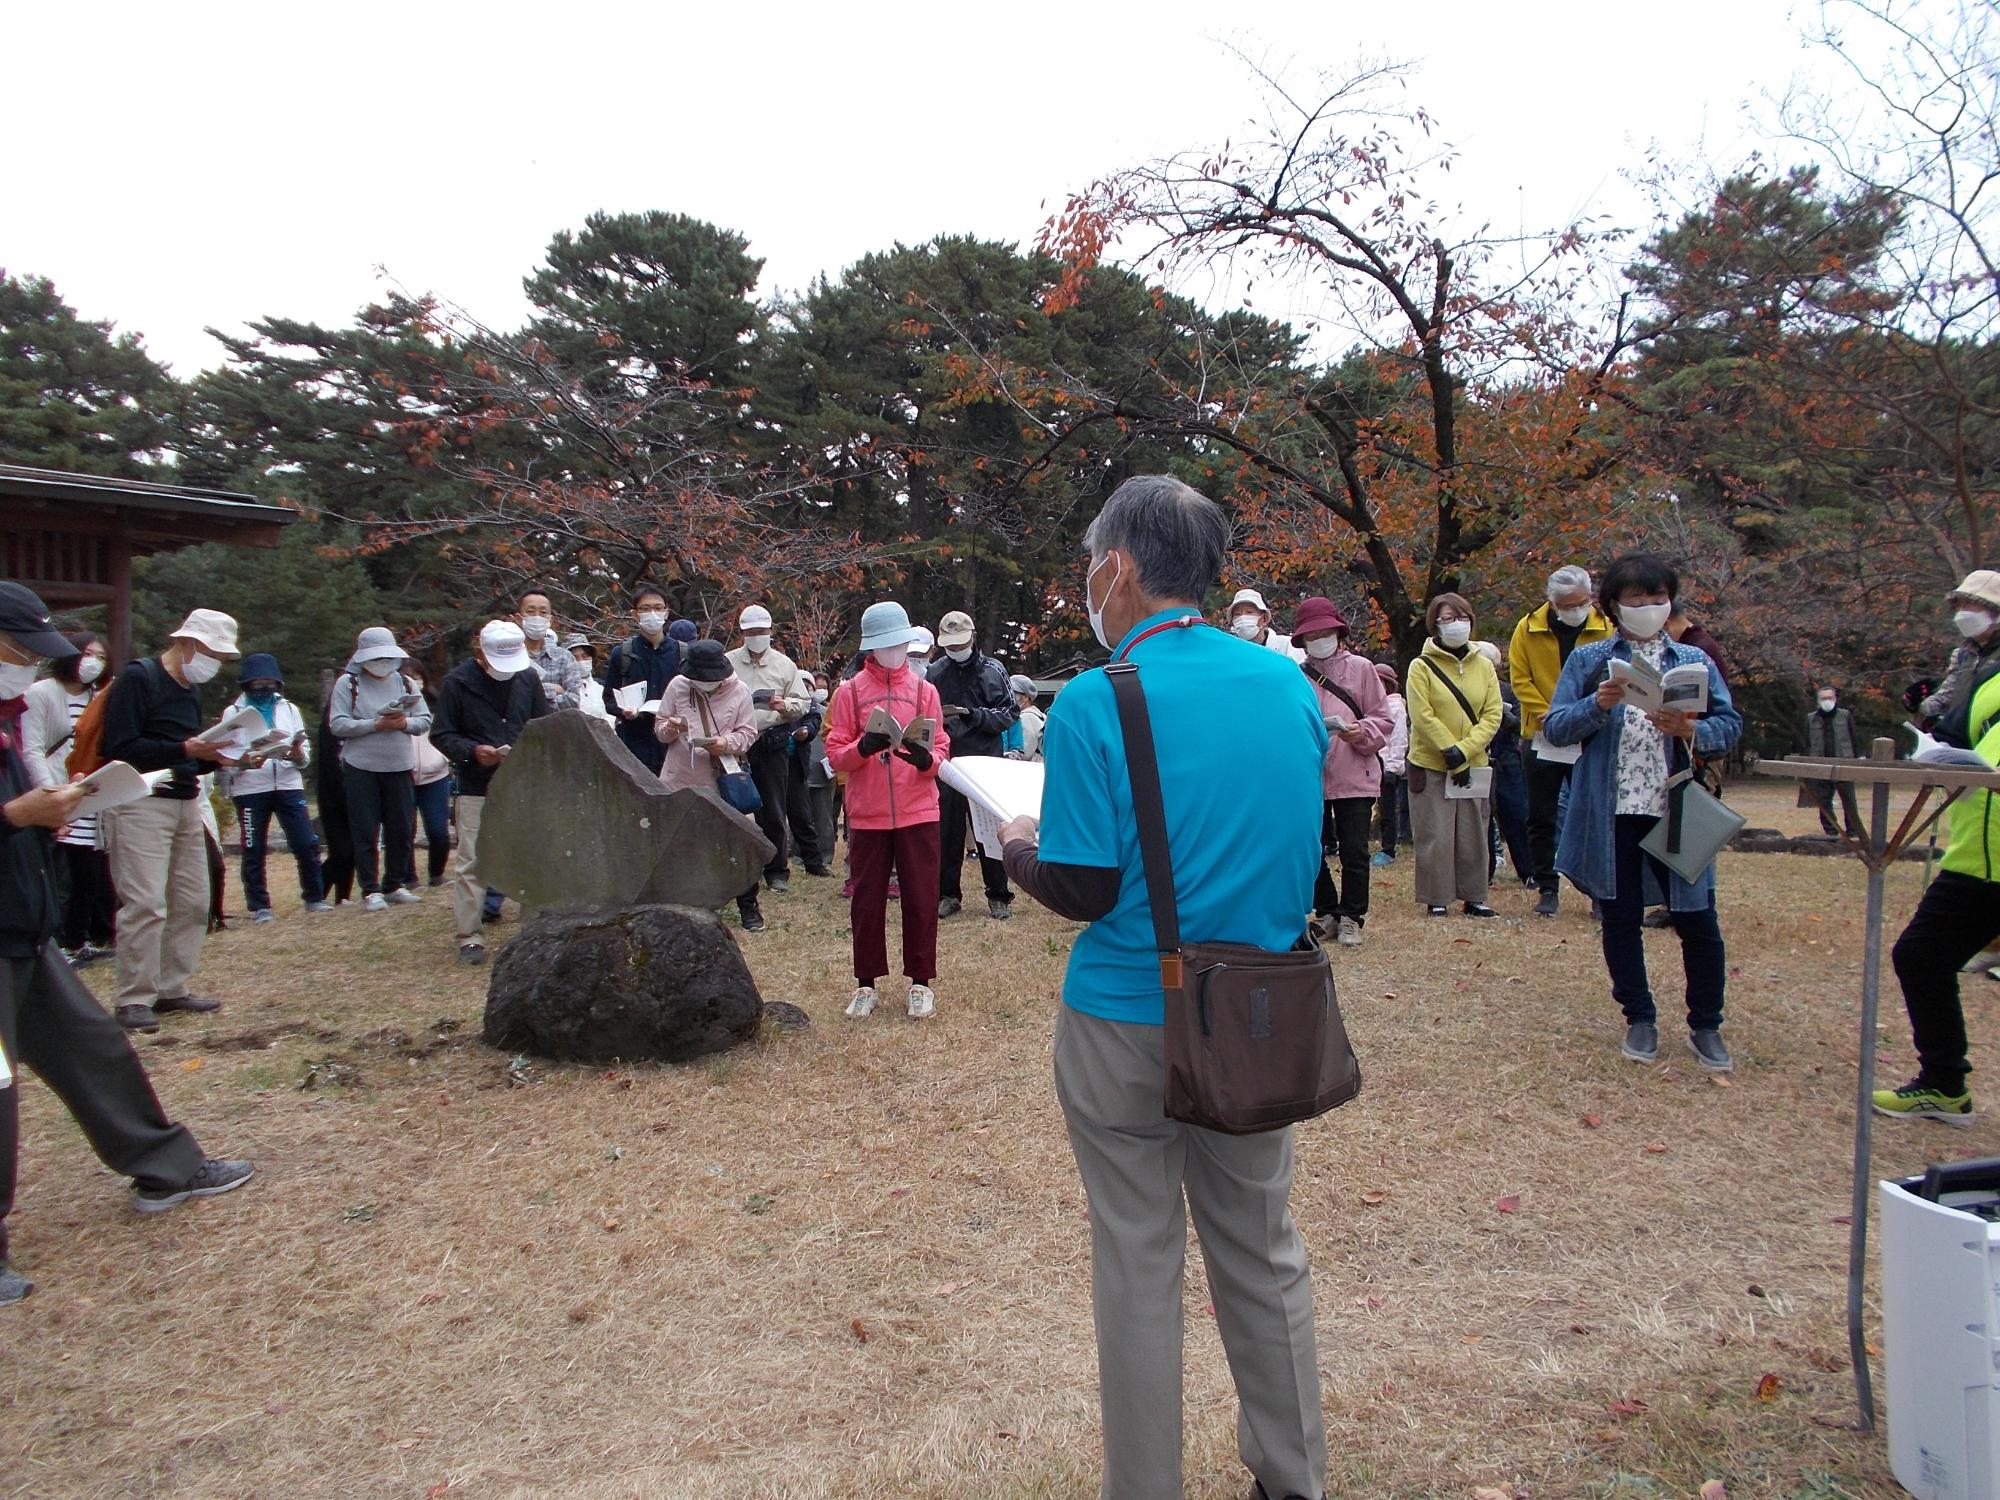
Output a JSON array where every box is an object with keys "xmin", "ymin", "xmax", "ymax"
[
  {"xmin": 1874, "ymin": 669, "xmax": 2000, "ymax": 1123},
  {"xmin": 1406, "ymin": 593, "xmax": 1504, "ymax": 917},
  {"xmin": 1508, "ymin": 564, "xmax": 1618, "ymax": 917}
]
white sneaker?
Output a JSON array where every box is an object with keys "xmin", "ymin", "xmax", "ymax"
[
  {"xmin": 363, "ymin": 892, "xmax": 389, "ymax": 913},
  {"xmin": 251, "ymin": 908, "xmax": 275, "ymax": 925},
  {"xmin": 386, "ymin": 888, "xmax": 422, "ymax": 905},
  {"xmin": 1336, "ymin": 916, "xmax": 1363, "ymax": 948},
  {"xmin": 845, "ymin": 986, "xmax": 878, "ymax": 1019},
  {"xmin": 907, "ymin": 984, "xmax": 936, "ymax": 1019}
]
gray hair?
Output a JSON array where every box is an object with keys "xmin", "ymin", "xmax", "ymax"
[
  {"xmin": 1546, "ymin": 564, "xmax": 1592, "ymax": 601},
  {"xmin": 1083, "ymin": 475, "xmax": 1231, "ymax": 603}
]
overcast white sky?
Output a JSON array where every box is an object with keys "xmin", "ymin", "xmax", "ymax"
[{"xmin": 7, "ymin": 0, "xmax": 1843, "ymax": 375}]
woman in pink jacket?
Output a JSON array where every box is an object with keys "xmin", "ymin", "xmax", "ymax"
[
  {"xmin": 824, "ymin": 602, "xmax": 951, "ymax": 1020},
  {"xmin": 1294, "ymin": 597, "xmax": 1394, "ymax": 949},
  {"xmin": 655, "ymin": 640, "xmax": 768, "ymax": 932}
]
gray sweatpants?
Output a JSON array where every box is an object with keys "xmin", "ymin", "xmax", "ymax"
[{"xmin": 1053, "ymin": 1004, "xmax": 1326, "ymax": 1500}]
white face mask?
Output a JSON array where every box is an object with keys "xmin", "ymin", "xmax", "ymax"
[
  {"xmin": 872, "ymin": 645, "xmax": 910, "ymax": 671},
  {"xmin": 694, "ymin": 678, "xmax": 727, "ymax": 694},
  {"xmin": 0, "ymin": 659, "xmax": 36, "ymax": 699},
  {"xmin": 1817, "ymin": 694, "xmax": 1838, "ymax": 712},
  {"xmin": 1229, "ymin": 614, "xmax": 1263, "ymax": 640},
  {"xmin": 1304, "ymin": 637, "xmax": 1340, "ymax": 660},
  {"xmin": 812, "ymin": 689, "xmax": 829, "ymax": 708},
  {"xmin": 1619, "ymin": 602, "xmax": 1672, "ymax": 640},
  {"xmin": 78, "ymin": 655, "xmax": 105, "ymax": 684},
  {"xmin": 182, "ymin": 650, "xmax": 223, "ymax": 685},
  {"xmin": 361, "ymin": 661, "xmax": 397, "ymax": 679},
  {"xmin": 1436, "ymin": 620, "xmax": 1471, "ymax": 649},
  {"xmin": 1086, "ymin": 554, "xmax": 1122, "ymax": 651},
  {"xmin": 945, "ymin": 645, "xmax": 972, "ymax": 663},
  {"xmin": 743, "ymin": 633, "xmax": 771, "ymax": 655},
  {"xmin": 1955, "ymin": 608, "xmax": 1995, "ymax": 640},
  {"xmin": 637, "ymin": 611, "xmax": 666, "ymax": 635},
  {"xmin": 1554, "ymin": 605, "xmax": 1591, "ymax": 628},
  {"xmin": 520, "ymin": 615, "xmax": 550, "ymax": 640}
]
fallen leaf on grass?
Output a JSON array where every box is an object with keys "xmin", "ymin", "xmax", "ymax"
[
  {"xmin": 1831, "ymin": 1214, "xmax": 1853, "ymax": 1225},
  {"xmin": 1608, "ymin": 1397, "xmax": 1645, "ymax": 1417},
  {"xmin": 1709, "ymin": 1074, "xmax": 1733, "ymax": 1089},
  {"xmin": 1356, "ymin": 1295, "xmax": 1384, "ymax": 1311},
  {"xmin": 850, "ymin": 1318, "xmax": 869, "ymax": 1343},
  {"xmin": 994, "ymin": 1427, "xmax": 1018, "ymax": 1440},
  {"xmin": 1643, "ymin": 1142, "xmax": 1669, "ymax": 1154},
  {"xmin": 180, "ymin": 1056, "xmax": 203, "ymax": 1073},
  {"xmin": 1579, "ymin": 1113, "xmax": 1603, "ymax": 1128},
  {"xmin": 1471, "ymin": 1488, "xmax": 1518, "ymax": 1500},
  {"xmin": 1495, "ymin": 1194, "xmax": 1520, "ymax": 1214},
  {"xmin": 1360, "ymin": 1189, "xmax": 1388, "ymax": 1206},
  {"xmin": 931, "ymin": 1281, "xmax": 964, "ymax": 1298},
  {"xmin": 1754, "ymin": 1372, "xmax": 1783, "ymax": 1401},
  {"xmin": 1461, "ymin": 1332, "xmax": 1484, "ymax": 1344},
  {"xmin": 600, "ymin": 1218, "xmax": 620, "ymax": 1232},
  {"xmin": 1700, "ymin": 1483, "xmax": 1728, "ymax": 1500}
]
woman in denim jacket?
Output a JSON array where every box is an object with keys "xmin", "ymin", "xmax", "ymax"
[{"xmin": 1542, "ymin": 554, "xmax": 1743, "ymax": 1073}]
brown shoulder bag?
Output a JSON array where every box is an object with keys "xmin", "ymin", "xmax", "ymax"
[{"xmin": 1106, "ymin": 660, "xmax": 1361, "ymax": 1134}]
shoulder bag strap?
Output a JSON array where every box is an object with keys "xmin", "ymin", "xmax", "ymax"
[
  {"xmin": 1306, "ymin": 660, "xmax": 1366, "ymax": 721},
  {"xmin": 1416, "ymin": 654, "xmax": 1479, "ymax": 724},
  {"xmin": 1106, "ymin": 661, "xmax": 1184, "ymax": 991}
]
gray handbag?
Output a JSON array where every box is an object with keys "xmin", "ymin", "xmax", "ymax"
[{"xmin": 1641, "ymin": 767, "xmax": 1746, "ymax": 882}]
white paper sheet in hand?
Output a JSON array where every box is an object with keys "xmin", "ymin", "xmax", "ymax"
[
  {"xmin": 1443, "ymin": 766, "xmax": 1494, "ymax": 800},
  {"xmin": 73, "ymin": 761, "xmax": 174, "ymax": 811},
  {"xmin": 1530, "ymin": 731, "xmax": 1581, "ymax": 766},
  {"xmin": 194, "ymin": 706, "xmax": 266, "ymax": 750},
  {"xmin": 938, "ymin": 756, "xmax": 1045, "ymax": 858}
]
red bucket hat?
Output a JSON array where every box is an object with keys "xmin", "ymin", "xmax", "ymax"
[{"xmin": 1292, "ymin": 596, "xmax": 1349, "ymax": 637}]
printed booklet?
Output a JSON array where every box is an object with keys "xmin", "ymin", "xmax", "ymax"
[{"xmin": 1608, "ymin": 658, "xmax": 1709, "ymax": 715}]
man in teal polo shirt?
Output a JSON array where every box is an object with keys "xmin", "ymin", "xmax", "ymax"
[{"xmin": 1000, "ymin": 474, "xmax": 1329, "ymax": 1500}]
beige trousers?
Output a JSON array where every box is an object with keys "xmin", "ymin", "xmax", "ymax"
[
  {"xmin": 1054, "ymin": 1005, "xmax": 1326, "ymax": 1500},
  {"xmin": 101, "ymin": 795, "xmax": 211, "ymax": 1008},
  {"xmin": 450, "ymin": 794, "xmax": 486, "ymax": 943},
  {"xmin": 1409, "ymin": 770, "xmax": 1491, "ymax": 907}
]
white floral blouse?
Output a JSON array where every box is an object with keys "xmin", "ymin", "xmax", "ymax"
[{"xmin": 1615, "ymin": 635, "xmax": 1670, "ymax": 817}]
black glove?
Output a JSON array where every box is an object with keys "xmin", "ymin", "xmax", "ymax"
[
  {"xmin": 894, "ymin": 741, "xmax": 933, "ymax": 771},
  {"xmin": 858, "ymin": 730, "xmax": 893, "ymax": 757},
  {"xmin": 1442, "ymin": 745, "xmax": 1468, "ymax": 771},
  {"xmin": 1903, "ymin": 678, "xmax": 1937, "ymax": 713},
  {"xmin": 1450, "ymin": 767, "xmax": 1473, "ymax": 789}
]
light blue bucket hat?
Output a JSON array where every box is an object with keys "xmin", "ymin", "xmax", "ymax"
[{"xmin": 858, "ymin": 601, "xmax": 925, "ymax": 651}]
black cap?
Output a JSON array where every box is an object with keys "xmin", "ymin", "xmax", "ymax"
[
  {"xmin": 683, "ymin": 640, "xmax": 733, "ymax": 682},
  {"xmin": 0, "ymin": 582, "xmax": 80, "ymax": 659}
]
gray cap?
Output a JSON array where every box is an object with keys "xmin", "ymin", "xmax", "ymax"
[{"xmin": 1007, "ymin": 674, "xmax": 1036, "ymax": 697}]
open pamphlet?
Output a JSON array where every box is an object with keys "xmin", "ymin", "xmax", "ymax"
[
  {"xmin": 74, "ymin": 760, "xmax": 174, "ymax": 810},
  {"xmin": 865, "ymin": 705, "xmax": 936, "ymax": 753},
  {"xmin": 1607, "ymin": 658, "xmax": 1708, "ymax": 716},
  {"xmin": 1529, "ymin": 730, "xmax": 1582, "ymax": 766},
  {"xmin": 1906, "ymin": 720, "xmax": 1995, "ymax": 770},
  {"xmin": 193, "ymin": 706, "xmax": 267, "ymax": 750},
  {"xmin": 1443, "ymin": 766, "xmax": 1494, "ymax": 801},
  {"xmin": 939, "ymin": 756, "xmax": 1045, "ymax": 858},
  {"xmin": 612, "ymin": 682, "xmax": 663, "ymax": 717}
]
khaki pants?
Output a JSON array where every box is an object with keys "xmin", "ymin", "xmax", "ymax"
[
  {"xmin": 1409, "ymin": 771, "xmax": 1490, "ymax": 907},
  {"xmin": 1054, "ymin": 1005, "xmax": 1325, "ymax": 1500},
  {"xmin": 101, "ymin": 796, "xmax": 211, "ymax": 1008},
  {"xmin": 450, "ymin": 795, "xmax": 486, "ymax": 943}
]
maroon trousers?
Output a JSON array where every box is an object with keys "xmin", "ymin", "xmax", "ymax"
[{"xmin": 848, "ymin": 820, "xmax": 940, "ymax": 985}]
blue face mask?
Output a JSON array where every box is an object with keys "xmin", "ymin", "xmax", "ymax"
[{"xmin": 246, "ymin": 687, "xmax": 278, "ymax": 705}]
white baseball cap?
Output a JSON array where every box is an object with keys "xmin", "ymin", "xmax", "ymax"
[
  {"xmin": 740, "ymin": 605, "xmax": 773, "ymax": 632},
  {"xmin": 479, "ymin": 620, "xmax": 530, "ymax": 676},
  {"xmin": 1230, "ymin": 588, "xmax": 1269, "ymax": 614}
]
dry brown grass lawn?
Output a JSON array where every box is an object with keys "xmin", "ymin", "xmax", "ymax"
[{"xmin": 4, "ymin": 781, "xmax": 1982, "ymax": 1499}]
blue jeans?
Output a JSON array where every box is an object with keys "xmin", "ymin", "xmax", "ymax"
[
  {"xmin": 1601, "ymin": 814, "xmax": 1726, "ymax": 1029},
  {"xmin": 412, "ymin": 776, "xmax": 452, "ymax": 884},
  {"xmin": 234, "ymin": 789, "xmax": 324, "ymax": 911},
  {"xmin": 1489, "ymin": 752, "xmax": 1531, "ymax": 880}
]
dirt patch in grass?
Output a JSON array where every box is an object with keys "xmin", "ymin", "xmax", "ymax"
[{"xmin": 2, "ymin": 782, "xmax": 1972, "ymax": 1497}]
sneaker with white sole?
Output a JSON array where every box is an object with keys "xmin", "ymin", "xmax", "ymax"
[
  {"xmin": 1336, "ymin": 917, "xmax": 1363, "ymax": 948},
  {"xmin": 845, "ymin": 986, "xmax": 878, "ymax": 1019},
  {"xmin": 1872, "ymin": 1078, "xmax": 1975, "ymax": 1123},
  {"xmin": 303, "ymin": 901, "xmax": 334, "ymax": 913},
  {"xmin": 386, "ymin": 888, "xmax": 421, "ymax": 905},
  {"xmin": 133, "ymin": 1158, "xmax": 255, "ymax": 1213},
  {"xmin": 363, "ymin": 892, "xmax": 389, "ymax": 913},
  {"xmin": 907, "ymin": 984, "xmax": 936, "ymax": 1019},
  {"xmin": 251, "ymin": 908, "xmax": 275, "ymax": 925}
]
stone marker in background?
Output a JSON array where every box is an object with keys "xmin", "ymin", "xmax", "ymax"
[
  {"xmin": 476, "ymin": 712, "xmax": 774, "ymax": 914},
  {"xmin": 484, "ymin": 905, "xmax": 762, "ymax": 1063}
]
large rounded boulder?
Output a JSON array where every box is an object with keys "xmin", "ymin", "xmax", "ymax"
[{"xmin": 483, "ymin": 904, "xmax": 762, "ymax": 1064}]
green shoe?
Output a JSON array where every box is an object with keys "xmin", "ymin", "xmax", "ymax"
[{"xmin": 1872, "ymin": 1080, "xmax": 1975, "ymax": 1124}]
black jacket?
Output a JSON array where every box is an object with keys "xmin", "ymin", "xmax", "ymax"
[
  {"xmin": 100, "ymin": 656, "xmax": 201, "ymax": 799},
  {"xmin": 926, "ymin": 650, "xmax": 1018, "ymax": 758},
  {"xmin": 0, "ymin": 712, "xmax": 57, "ymax": 957},
  {"xmin": 430, "ymin": 660, "xmax": 550, "ymax": 797}
]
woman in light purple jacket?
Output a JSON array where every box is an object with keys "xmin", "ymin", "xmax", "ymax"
[
  {"xmin": 1295, "ymin": 597, "xmax": 1394, "ymax": 948},
  {"xmin": 654, "ymin": 640, "xmax": 767, "ymax": 932}
]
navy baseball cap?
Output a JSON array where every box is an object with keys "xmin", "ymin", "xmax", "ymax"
[{"xmin": 0, "ymin": 582, "xmax": 80, "ymax": 659}]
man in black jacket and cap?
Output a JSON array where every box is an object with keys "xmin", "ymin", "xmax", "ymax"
[
  {"xmin": 430, "ymin": 620, "xmax": 550, "ymax": 964},
  {"xmin": 927, "ymin": 610, "xmax": 1019, "ymax": 919},
  {"xmin": 0, "ymin": 582, "xmax": 252, "ymax": 1306}
]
